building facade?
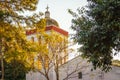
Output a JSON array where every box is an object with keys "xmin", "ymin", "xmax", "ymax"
[
  {"xmin": 26, "ymin": 55, "xmax": 120, "ymax": 80},
  {"xmin": 59, "ymin": 56, "xmax": 120, "ymax": 80}
]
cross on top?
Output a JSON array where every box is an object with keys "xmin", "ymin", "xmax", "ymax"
[{"xmin": 46, "ymin": 5, "xmax": 49, "ymax": 11}]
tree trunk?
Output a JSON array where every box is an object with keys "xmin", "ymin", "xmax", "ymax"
[
  {"xmin": 56, "ymin": 71, "xmax": 59, "ymax": 80},
  {"xmin": 1, "ymin": 38, "xmax": 4, "ymax": 80},
  {"xmin": 44, "ymin": 72, "xmax": 49, "ymax": 80},
  {"xmin": 46, "ymin": 75, "xmax": 50, "ymax": 80},
  {"xmin": 1, "ymin": 52, "xmax": 4, "ymax": 80},
  {"xmin": 56, "ymin": 64, "xmax": 59, "ymax": 80}
]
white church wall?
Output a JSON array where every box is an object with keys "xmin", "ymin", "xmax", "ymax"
[
  {"xmin": 103, "ymin": 66, "xmax": 120, "ymax": 80},
  {"xmin": 26, "ymin": 71, "xmax": 45, "ymax": 80},
  {"xmin": 26, "ymin": 64, "xmax": 57, "ymax": 80},
  {"xmin": 59, "ymin": 56, "xmax": 94, "ymax": 80},
  {"xmin": 26, "ymin": 56, "xmax": 120, "ymax": 80},
  {"xmin": 27, "ymin": 34, "xmax": 38, "ymax": 41},
  {"xmin": 59, "ymin": 56, "xmax": 120, "ymax": 80}
]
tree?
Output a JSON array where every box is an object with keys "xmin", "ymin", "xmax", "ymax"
[
  {"xmin": 36, "ymin": 31, "xmax": 69, "ymax": 80},
  {"xmin": 69, "ymin": 0, "xmax": 120, "ymax": 72},
  {"xmin": 25, "ymin": 28, "xmax": 70, "ymax": 80},
  {"xmin": 0, "ymin": 0, "xmax": 40, "ymax": 80},
  {"xmin": 0, "ymin": 22, "xmax": 37, "ymax": 80},
  {"xmin": 0, "ymin": 0, "xmax": 39, "ymax": 26},
  {"xmin": 4, "ymin": 60, "xmax": 28, "ymax": 80}
]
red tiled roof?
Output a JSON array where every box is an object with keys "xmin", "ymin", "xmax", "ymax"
[
  {"xmin": 26, "ymin": 29, "xmax": 36, "ymax": 35},
  {"xmin": 26, "ymin": 26, "xmax": 68, "ymax": 36}
]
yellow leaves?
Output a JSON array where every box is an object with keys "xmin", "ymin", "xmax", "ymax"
[
  {"xmin": 0, "ymin": 22, "xmax": 12, "ymax": 35},
  {"xmin": 36, "ymin": 18, "xmax": 46, "ymax": 32},
  {"xmin": 20, "ymin": 0, "xmax": 38, "ymax": 11},
  {"xmin": 0, "ymin": 22, "xmax": 36, "ymax": 69},
  {"xmin": 5, "ymin": 40, "xmax": 27, "ymax": 63},
  {"xmin": 47, "ymin": 31, "xmax": 68, "ymax": 49},
  {"xmin": 0, "ymin": 0, "xmax": 42, "ymax": 71},
  {"xmin": 37, "ymin": 44, "xmax": 48, "ymax": 54},
  {"xmin": 36, "ymin": 31, "xmax": 66, "ymax": 52},
  {"xmin": 0, "ymin": 0, "xmax": 39, "ymax": 27}
]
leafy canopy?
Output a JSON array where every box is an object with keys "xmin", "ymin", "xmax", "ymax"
[
  {"xmin": 69, "ymin": 0, "xmax": 120, "ymax": 72},
  {"xmin": 0, "ymin": 0, "xmax": 40, "ymax": 79},
  {"xmin": 0, "ymin": 0, "xmax": 39, "ymax": 25}
]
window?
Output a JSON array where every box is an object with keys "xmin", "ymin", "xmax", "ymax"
[
  {"xmin": 31, "ymin": 37, "xmax": 34, "ymax": 42},
  {"xmin": 78, "ymin": 72, "xmax": 82, "ymax": 79}
]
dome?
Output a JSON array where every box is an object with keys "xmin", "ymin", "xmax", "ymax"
[
  {"xmin": 45, "ymin": 6, "xmax": 59, "ymax": 27},
  {"xmin": 45, "ymin": 18, "xmax": 59, "ymax": 27}
]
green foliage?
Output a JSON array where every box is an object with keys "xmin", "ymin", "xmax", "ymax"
[
  {"xmin": 2, "ymin": 60, "xmax": 29, "ymax": 80},
  {"xmin": 69, "ymin": 0, "xmax": 120, "ymax": 72}
]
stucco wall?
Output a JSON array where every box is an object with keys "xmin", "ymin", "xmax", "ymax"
[
  {"xmin": 26, "ymin": 56, "xmax": 120, "ymax": 80},
  {"xmin": 59, "ymin": 56, "xmax": 120, "ymax": 80}
]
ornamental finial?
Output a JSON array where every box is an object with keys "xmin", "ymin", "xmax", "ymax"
[
  {"xmin": 46, "ymin": 5, "xmax": 49, "ymax": 11},
  {"xmin": 45, "ymin": 5, "xmax": 50, "ymax": 18}
]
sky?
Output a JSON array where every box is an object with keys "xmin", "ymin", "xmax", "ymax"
[{"xmin": 35, "ymin": 0, "xmax": 87, "ymax": 33}]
